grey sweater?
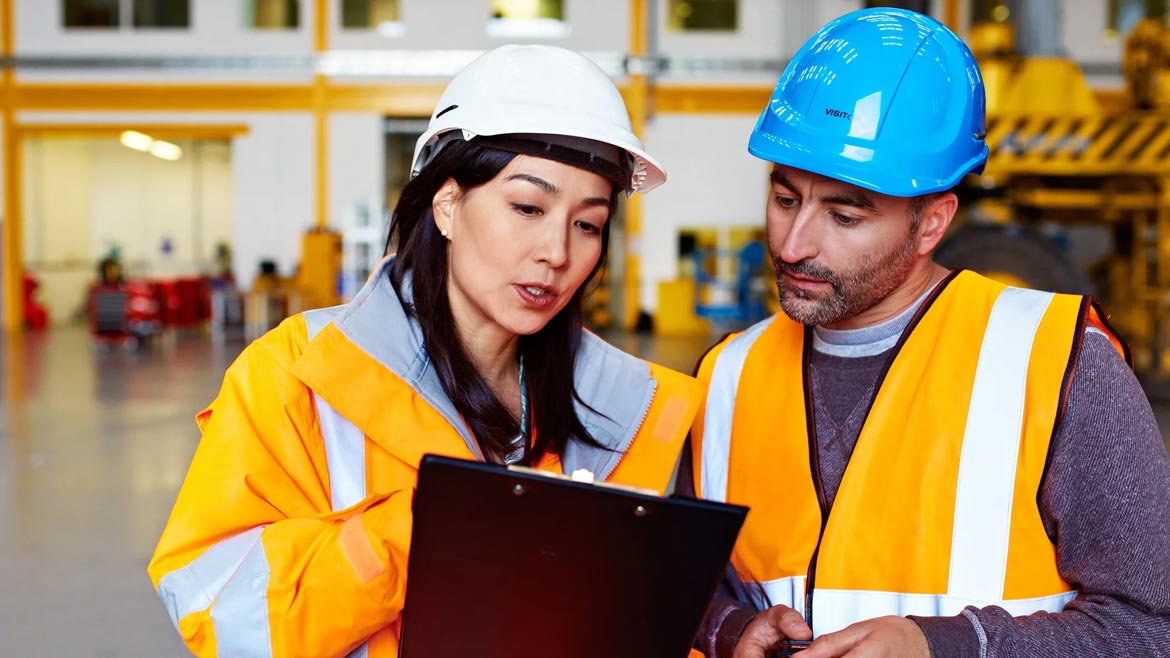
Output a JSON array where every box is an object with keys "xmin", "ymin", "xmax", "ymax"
[{"xmin": 688, "ymin": 303, "xmax": 1170, "ymax": 658}]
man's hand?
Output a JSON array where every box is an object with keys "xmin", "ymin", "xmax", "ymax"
[
  {"xmin": 732, "ymin": 605, "xmax": 813, "ymax": 658},
  {"xmin": 794, "ymin": 616, "xmax": 929, "ymax": 658}
]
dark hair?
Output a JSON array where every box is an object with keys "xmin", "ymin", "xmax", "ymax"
[{"xmin": 386, "ymin": 138, "xmax": 619, "ymax": 464}]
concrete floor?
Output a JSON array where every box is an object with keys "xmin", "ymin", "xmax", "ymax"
[{"xmin": 2, "ymin": 326, "xmax": 1169, "ymax": 656}]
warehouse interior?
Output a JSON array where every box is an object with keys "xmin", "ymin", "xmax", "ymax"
[{"xmin": 4, "ymin": 0, "xmax": 1170, "ymax": 655}]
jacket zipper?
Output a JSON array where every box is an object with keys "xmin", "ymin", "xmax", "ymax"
[
  {"xmin": 801, "ymin": 332, "xmax": 830, "ymax": 632},
  {"xmin": 596, "ymin": 383, "xmax": 656, "ymax": 482}
]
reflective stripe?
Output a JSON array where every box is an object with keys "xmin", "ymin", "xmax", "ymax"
[
  {"xmin": 305, "ymin": 308, "xmax": 370, "ymax": 658},
  {"xmin": 304, "ymin": 308, "xmax": 368, "ymax": 511},
  {"xmin": 212, "ymin": 538, "xmax": 274, "ymax": 658},
  {"xmin": 812, "ymin": 588, "xmax": 1074, "ymax": 636},
  {"xmin": 757, "ymin": 575, "xmax": 807, "ymax": 616},
  {"xmin": 156, "ymin": 526, "xmax": 266, "ymax": 629},
  {"xmin": 700, "ymin": 320, "xmax": 771, "ymax": 502},
  {"xmin": 315, "ymin": 396, "xmax": 368, "ymax": 510},
  {"xmin": 948, "ymin": 288, "xmax": 1054, "ymax": 603}
]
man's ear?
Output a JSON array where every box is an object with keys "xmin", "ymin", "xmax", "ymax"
[
  {"xmin": 433, "ymin": 179, "xmax": 461, "ymax": 237},
  {"xmin": 916, "ymin": 192, "xmax": 958, "ymax": 256}
]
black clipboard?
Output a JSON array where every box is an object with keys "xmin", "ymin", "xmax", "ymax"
[{"xmin": 399, "ymin": 454, "xmax": 748, "ymax": 658}]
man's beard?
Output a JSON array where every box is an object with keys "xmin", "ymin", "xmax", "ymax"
[{"xmin": 772, "ymin": 227, "xmax": 919, "ymax": 326}]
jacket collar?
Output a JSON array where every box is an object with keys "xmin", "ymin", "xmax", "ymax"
[{"xmin": 291, "ymin": 257, "xmax": 658, "ymax": 478}]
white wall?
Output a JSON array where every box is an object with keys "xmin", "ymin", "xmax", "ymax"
[
  {"xmin": 640, "ymin": 113, "xmax": 768, "ymax": 312},
  {"xmin": 230, "ymin": 113, "xmax": 314, "ymax": 287}
]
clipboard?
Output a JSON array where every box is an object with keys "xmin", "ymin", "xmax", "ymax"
[{"xmin": 399, "ymin": 454, "xmax": 749, "ymax": 658}]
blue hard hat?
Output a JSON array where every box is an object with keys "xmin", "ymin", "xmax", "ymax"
[{"xmin": 748, "ymin": 7, "xmax": 987, "ymax": 197}]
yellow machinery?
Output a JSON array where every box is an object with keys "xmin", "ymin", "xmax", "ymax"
[
  {"xmin": 296, "ymin": 227, "xmax": 343, "ymax": 310},
  {"xmin": 941, "ymin": 18, "xmax": 1170, "ymax": 377}
]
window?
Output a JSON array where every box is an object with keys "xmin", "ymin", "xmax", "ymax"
[
  {"xmin": 63, "ymin": 0, "xmax": 120, "ymax": 28},
  {"xmin": 383, "ymin": 118, "xmax": 426, "ymax": 213},
  {"xmin": 63, "ymin": 0, "xmax": 189, "ymax": 29},
  {"xmin": 969, "ymin": 0, "xmax": 1012, "ymax": 25},
  {"xmin": 133, "ymin": 0, "xmax": 189, "ymax": 27},
  {"xmin": 865, "ymin": 1, "xmax": 932, "ymax": 15},
  {"xmin": 488, "ymin": 0, "xmax": 566, "ymax": 38},
  {"xmin": 668, "ymin": 0, "xmax": 736, "ymax": 32},
  {"xmin": 247, "ymin": 0, "xmax": 300, "ymax": 29},
  {"xmin": 1106, "ymin": 0, "xmax": 1169, "ymax": 40},
  {"xmin": 341, "ymin": 0, "xmax": 401, "ymax": 28}
]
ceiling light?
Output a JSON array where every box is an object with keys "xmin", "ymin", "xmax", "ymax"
[
  {"xmin": 120, "ymin": 130, "xmax": 153, "ymax": 152},
  {"xmin": 149, "ymin": 140, "xmax": 182, "ymax": 161}
]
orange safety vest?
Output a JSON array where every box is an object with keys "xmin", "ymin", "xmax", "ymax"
[
  {"xmin": 148, "ymin": 259, "xmax": 701, "ymax": 658},
  {"xmin": 692, "ymin": 270, "xmax": 1129, "ymax": 637}
]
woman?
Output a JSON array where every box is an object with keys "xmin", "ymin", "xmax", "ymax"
[{"xmin": 147, "ymin": 45, "xmax": 701, "ymax": 658}]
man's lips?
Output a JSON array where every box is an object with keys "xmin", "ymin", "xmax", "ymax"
[{"xmin": 782, "ymin": 271, "xmax": 830, "ymax": 287}]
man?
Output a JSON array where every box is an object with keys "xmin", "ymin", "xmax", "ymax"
[{"xmin": 687, "ymin": 8, "xmax": 1170, "ymax": 658}]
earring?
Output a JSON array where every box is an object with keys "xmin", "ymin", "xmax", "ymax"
[{"xmin": 440, "ymin": 228, "xmax": 449, "ymax": 238}]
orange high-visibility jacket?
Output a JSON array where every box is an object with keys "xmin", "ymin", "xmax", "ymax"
[
  {"xmin": 692, "ymin": 271, "xmax": 1129, "ymax": 638},
  {"xmin": 148, "ymin": 259, "xmax": 702, "ymax": 658}
]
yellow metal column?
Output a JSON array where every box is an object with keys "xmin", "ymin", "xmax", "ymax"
[
  {"xmin": 943, "ymin": 0, "xmax": 960, "ymax": 32},
  {"xmin": 293, "ymin": 0, "xmax": 343, "ymax": 309},
  {"xmin": 314, "ymin": 0, "xmax": 329, "ymax": 230},
  {"xmin": 1, "ymin": 0, "xmax": 20, "ymax": 332},
  {"xmin": 623, "ymin": 0, "xmax": 649, "ymax": 329}
]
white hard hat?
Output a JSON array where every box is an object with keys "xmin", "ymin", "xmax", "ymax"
[{"xmin": 412, "ymin": 45, "xmax": 666, "ymax": 194}]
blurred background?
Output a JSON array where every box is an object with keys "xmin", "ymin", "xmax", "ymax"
[{"xmin": 4, "ymin": 0, "xmax": 1170, "ymax": 655}]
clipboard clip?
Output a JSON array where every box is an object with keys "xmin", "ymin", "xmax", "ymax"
[{"xmin": 505, "ymin": 464, "xmax": 661, "ymax": 498}]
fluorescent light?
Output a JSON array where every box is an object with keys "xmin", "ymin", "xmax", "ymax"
[
  {"xmin": 120, "ymin": 130, "xmax": 153, "ymax": 152},
  {"xmin": 150, "ymin": 140, "xmax": 182, "ymax": 161}
]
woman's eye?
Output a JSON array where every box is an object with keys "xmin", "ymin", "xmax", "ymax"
[
  {"xmin": 575, "ymin": 220, "xmax": 601, "ymax": 236},
  {"xmin": 512, "ymin": 203, "xmax": 542, "ymax": 217}
]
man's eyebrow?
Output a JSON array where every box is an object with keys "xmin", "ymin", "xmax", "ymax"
[
  {"xmin": 505, "ymin": 173, "xmax": 558, "ymax": 195},
  {"xmin": 770, "ymin": 170, "xmax": 795, "ymax": 190},
  {"xmin": 770, "ymin": 169, "xmax": 877, "ymax": 212},
  {"xmin": 820, "ymin": 191, "xmax": 877, "ymax": 212}
]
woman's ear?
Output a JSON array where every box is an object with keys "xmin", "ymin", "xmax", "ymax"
[{"xmin": 432, "ymin": 179, "xmax": 460, "ymax": 239}]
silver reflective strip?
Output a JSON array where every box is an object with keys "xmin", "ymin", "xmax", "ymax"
[
  {"xmin": 303, "ymin": 308, "xmax": 368, "ymax": 511},
  {"xmin": 700, "ymin": 319, "xmax": 772, "ymax": 502},
  {"xmin": 212, "ymin": 539, "xmax": 274, "ymax": 658},
  {"xmin": 156, "ymin": 526, "xmax": 266, "ymax": 629},
  {"xmin": 757, "ymin": 575, "xmax": 806, "ymax": 616},
  {"xmin": 812, "ymin": 588, "xmax": 1074, "ymax": 637},
  {"xmin": 948, "ymin": 288, "xmax": 1054, "ymax": 604},
  {"xmin": 315, "ymin": 396, "xmax": 368, "ymax": 510},
  {"xmin": 345, "ymin": 644, "xmax": 370, "ymax": 658}
]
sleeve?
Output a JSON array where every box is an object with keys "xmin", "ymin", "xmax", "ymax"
[
  {"xmin": 146, "ymin": 333, "xmax": 412, "ymax": 658},
  {"xmin": 913, "ymin": 332, "xmax": 1170, "ymax": 658}
]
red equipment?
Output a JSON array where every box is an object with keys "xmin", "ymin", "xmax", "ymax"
[
  {"xmin": 87, "ymin": 279, "xmax": 161, "ymax": 351},
  {"xmin": 23, "ymin": 273, "xmax": 49, "ymax": 330}
]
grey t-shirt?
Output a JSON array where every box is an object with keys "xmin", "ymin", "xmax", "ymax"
[{"xmin": 688, "ymin": 294, "xmax": 1170, "ymax": 658}]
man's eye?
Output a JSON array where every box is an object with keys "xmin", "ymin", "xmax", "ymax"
[{"xmin": 831, "ymin": 211, "xmax": 861, "ymax": 226}]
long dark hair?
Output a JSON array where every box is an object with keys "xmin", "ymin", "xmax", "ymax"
[{"xmin": 386, "ymin": 138, "xmax": 619, "ymax": 464}]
